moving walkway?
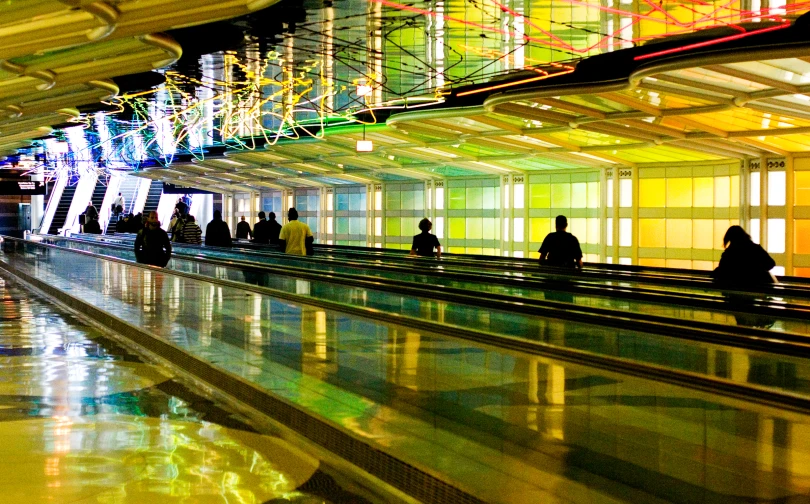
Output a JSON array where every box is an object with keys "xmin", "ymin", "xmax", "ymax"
[{"xmin": 2, "ymin": 235, "xmax": 810, "ymax": 504}]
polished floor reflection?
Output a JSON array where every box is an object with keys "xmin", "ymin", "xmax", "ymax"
[
  {"xmin": 5, "ymin": 242, "xmax": 810, "ymax": 503},
  {"xmin": 0, "ymin": 274, "xmax": 370, "ymax": 504}
]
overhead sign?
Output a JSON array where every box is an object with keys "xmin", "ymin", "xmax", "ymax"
[
  {"xmin": 162, "ymin": 183, "xmax": 215, "ymax": 195},
  {"xmin": 0, "ymin": 180, "xmax": 46, "ymax": 195}
]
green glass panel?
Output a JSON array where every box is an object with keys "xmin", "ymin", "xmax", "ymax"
[
  {"xmin": 336, "ymin": 193, "xmax": 349, "ymax": 211},
  {"xmin": 350, "ymin": 217, "xmax": 366, "ymax": 234},
  {"xmin": 482, "ymin": 218, "xmax": 498, "ymax": 240},
  {"xmin": 449, "ymin": 218, "xmax": 466, "ymax": 239},
  {"xmin": 448, "ymin": 188, "xmax": 466, "ymax": 209},
  {"xmin": 295, "ymin": 195, "xmax": 308, "ymax": 211},
  {"xmin": 349, "ymin": 193, "xmax": 365, "ymax": 211},
  {"xmin": 483, "ymin": 187, "xmax": 497, "ymax": 209},
  {"xmin": 385, "ymin": 217, "xmax": 400, "ymax": 237},
  {"xmin": 467, "ymin": 187, "xmax": 483, "ymax": 209},
  {"xmin": 414, "ymin": 190, "xmax": 425, "ymax": 211},
  {"xmin": 571, "ymin": 182, "xmax": 587, "ymax": 208},
  {"xmin": 336, "ymin": 218, "xmax": 349, "ymax": 234},
  {"xmin": 551, "ymin": 183, "xmax": 571, "ymax": 208},
  {"xmin": 401, "ymin": 217, "xmax": 417, "ymax": 236},
  {"xmin": 587, "ymin": 181, "xmax": 599, "ymax": 208},
  {"xmin": 386, "ymin": 191, "xmax": 401, "ymax": 211},
  {"xmin": 467, "ymin": 218, "xmax": 483, "ymax": 239},
  {"xmin": 530, "ymin": 184, "xmax": 550, "ymax": 209},
  {"xmin": 402, "ymin": 191, "xmax": 415, "ymax": 210}
]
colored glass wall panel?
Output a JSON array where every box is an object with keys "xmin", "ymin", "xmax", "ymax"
[
  {"xmin": 449, "ymin": 218, "xmax": 466, "ymax": 239},
  {"xmin": 730, "ymin": 176, "xmax": 740, "ymax": 207},
  {"xmin": 530, "ymin": 218, "xmax": 551, "ymax": 242},
  {"xmin": 570, "ymin": 218, "xmax": 586, "ymax": 243},
  {"xmin": 483, "ymin": 186, "xmax": 498, "ymax": 209},
  {"xmin": 693, "ymin": 177, "xmax": 713, "ymax": 207},
  {"xmin": 587, "ymin": 218, "xmax": 600, "ymax": 244},
  {"xmin": 639, "ymin": 258, "xmax": 666, "ymax": 267},
  {"xmin": 529, "ymin": 184, "xmax": 550, "ymax": 208},
  {"xmin": 336, "ymin": 218, "xmax": 349, "ymax": 234},
  {"xmin": 350, "ymin": 217, "xmax": 366, "ymax": 235},
  {"xmin": 666, "ymin": 219, "xmax": 692, "ymax": 248},
  {"xmin": 639, "ymin": 179, "xmax": 665, "ymax": 207},
  {"xmin": 587, "ymin": 182, "xmax": 599, "ymax": 208},
  {"xmin": 449, "ymin": 188, "xmax": 466, "ymax": 209},
  {"xmin": 796, "ymin": 172, "xmax": 810, "ymax": 206},
  {"xmin": 386, "ymin": 191, "xmax": 401, "ymax": 211},
  {"xmin": 467, "ymin": 187, "xmax": 483, "ymax": 209},
  {"xmin": 795, "ymin": 268, "xmax": 810, "ymax": 278},
  {"xmin": 666, "ymin": 259, "xmax": 693, "ymax": 269},
  {"xmin": 714, "ymin": 176, "xmax": 730, "ymax": 208},
  {"xmin": 483, "ymin": 218, "xmax": 499, "ymax": 240},
  {"xmin": 714, "ymin": 220, "xmax": 730, "ymax": 250},
  {"xmin": 667, "ymin": 179, "xmax": 692, "ymax": 207},
  {"xmin": 693, "ymin": 220, "xmax": 713, "ymax": 249},
  {"xmin": 551, "ymin": 183, "xmax": 570, "ymax": 208},
  {"xmin": 796, "ymin": 220, "xmax": 810, "ymax": 254},
  {"xmin": 571, "ymin": 182, "xmax": 587, "ymax": 208},
  {"xmin": 467, "ymin": 218, "xmax": 484, "ymax": 240},
  {"xmin": 386, "ymin": 217, "xmax": 400, "ymax": 237},
  {"xmin": 639, "ymin": 219, "xmax": 665, "ymax": 248}
]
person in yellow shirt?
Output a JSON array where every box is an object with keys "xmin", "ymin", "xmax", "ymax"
[{"xmin": 278, "ymin": 207, "xmax": 313, "ymax": 256}]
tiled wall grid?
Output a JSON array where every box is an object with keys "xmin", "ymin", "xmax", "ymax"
[{"xmin": 229, "ymin": 158, "xmax": 810, "ymax": 276}]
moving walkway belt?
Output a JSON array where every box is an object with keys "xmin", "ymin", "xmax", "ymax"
[
  {"xmin": 4, "ymin": 235, "xmax": 810, "ymax": 417},
  {"xmin": 33, "ymin": 235, "xmax": 810, "ymax": 359}
]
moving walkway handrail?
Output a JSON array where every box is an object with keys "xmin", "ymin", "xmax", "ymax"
[
  {"xmin": 5, "ymin": 235, "xmax": 810, "ymax": 416},
  {"xmin": 60, "ymin": 233, "xmax": 810, "ymax": 303},
  {"xmin": 38, "ymin": 234, "xmax": 810, "ymax": 360}
]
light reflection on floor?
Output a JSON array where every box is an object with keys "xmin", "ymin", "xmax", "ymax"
[{"xmin": 0, "ymin": 274, "xmax": 369, "ymax": 504}]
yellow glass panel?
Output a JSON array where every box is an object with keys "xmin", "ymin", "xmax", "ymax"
[
  {"xmin": 483, "ymin": 248, "xmax": 497, "ymax": 256},
  {"xmin": 666, "ymin": 259, "xmax": 693, "ymax": 269},
  {"xmin": 385, "ymin": 217, "xmax": 400, "ymax": 237},
  {"xmin": 714, "ymin": 176, "xmax": 730, "ymax": 208},
  {"xmin": 666, "ymin": 219, "xmax": 692, "ymax": 248},
  {"xmin": 796, "ymin": 172, "xmax": 810, "ymax": 206},
  {"xmin": 529, "ymin": 184, "xmax": 550, "ymax": 208},
  {"xmin": 587, "ymin": 181, "xmax": 599, "ymax": 208},
  {"xmin": 639, "ymin": 219, "xmax": 665, "ymax": 248},
  {"xmin": 587, "ymin": 218, "xmax": 600, "ymax": 244},
  {"xmin": 639, "ymin": 258, "xmax": 666, "ymax": 267},
  {"xmin": 713, "ymin": 220, "xmax": 730, "ymax": 250},
  {"xmin": 551, "ymin": 183, "xmax": 571, "ymax": 208},
  {"xmin": 448, "ymin": 218, "xmax": 466, "ymax": 239},
  {"xmin": 467, "ymin": 187, "xmax": 483, "ymax": 209},
  {"xmin": 639, "ymin": 179, "xmax": 666, "ymax": 207},
  {"xmin": 693, "ymin": 260, "xmax": 713, "ymax": 271},
  {"xmin": 693, "ymin": 178, "xmax": 713, "ymax": 207},
  {"xmin": 529, "ymin": 218, "xmax": 551, "ymax": 242},
  {"xmin": 795, "ymin": 267, "xmax": 810, "ymax": 278},
  {"xmin": 795, "ymin": 220, "xmax": 810, "ymax": 254},
  {"xmin": 467, "ymin": 218, "xmax": 483, "ymax": 239},
  {"xmin": 692, "ymin": 220, "xmax": 713, "ymax": 249},
  {"xmin": 449, "ymin": 247, "xmax": 465, "ymax": 253},
  {"xmin": 466, "ymin": 247, "xmax": 483, "ymax": 255},
  {"xmin": 667, "ymin": 178, "xmax": 693, "ymax": 207},
  {"xmin": 482, "ymin": 218, "xmax": 498, "ymax": 240},
  {"xmin": 730, "ymin": 175, "xmax": 740, "ymax": 207},
  {"xmin": 571, "ymin": 182, "xmax": 587, "ymax": 208},
  {"xmin": 570, "ymin": 218, "xmax": 587, "ymax": 241}
]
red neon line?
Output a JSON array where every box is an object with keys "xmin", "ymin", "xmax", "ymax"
[
  {"xmin": 455, "ymin": 69, "xmax": 575, "ymax": 97},
  {"xmin": 634, "ymin": 22, "xmax": 790, "ymax": 61}
]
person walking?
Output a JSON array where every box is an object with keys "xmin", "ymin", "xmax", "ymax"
[
  {"xmin": 180, "ymin": 215, "xmax": 202, "ymax": 245},
  {"xmin": 539, "ymin": 215, "xmax": 583, "ymax": 269},
  {"xmin": 268, "ymin": 211, "xmax": 282, "ymax": 245},
  {"xmin": 205, "ymin": 210, "xmax": 232, "ymax": 247},
  {"xmin": 134, "ymin": 211, "xmax": 172, "ymax": 267},
  {"xmin": 236, "ymin": 215, "xmax": 252, "ymax": 240},
  {"xmin": 112, "ymin": 192, "xmax": 125, "ymax": 215},
  {"xmin": 253, "ymin": 211, "xmax": 270, "ymax": 244},
  {"xmin": 409, "ymin": 218, "xmax": 442, "ymax": 258},
  {"xmin": 278, "ymin": 208, "xmax": 313, "ymax": 256}
]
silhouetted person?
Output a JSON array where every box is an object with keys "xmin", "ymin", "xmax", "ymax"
[
  {"xmin": 130, "ymin": 212, "xmax": 144, "ymax": 233},
  {"xmin": 236, "ymin": 215, "xmax": 252, "ymax": 240},
  {"xmin": 205, "ymin": 210, "xmax": 232, "ymax": 247},
  {"xmin": 175, "ymin": 198, "xmax": 188, "ymax": 218},
  {"xmin": 84, "ymin": 218, "xmax": 101, "ymax": 234},
  {"xmin": 253, "ymin": 211, "xmax": 270, "ymax": 244},
  {"xmin": 279, "ymin": 208, "xmax": 313, "ymax": 256},
  {"xmin": 539, "ymin": 215, "xmax": 582, "ymax": 269},
  {"xmin": 115, "ymin": 213, "xmax": 132, "ymax": 234},
  {"xmin": 134, "ymin": 211, "xmax": 171, "ymax": 267},
  {"xmin": 712, "ymin": 226, "xmax": 775, "ymax": 287},
  {"xmin": 409, "ymin": 218, "xmax": 441, "ymax": 258},
  {"xmin": 268, "ymin": 212, "xmax": 282, "ymax": 245},
  {"xmin": 180, "ymin": 215, "xmax": 202, "ymax": 245}
]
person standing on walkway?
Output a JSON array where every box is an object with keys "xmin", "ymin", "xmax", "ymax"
[
  {"xmin": 268, "ymin": 212, "xmax": 282, "ymax": 245},
  {"xmin": 712, "ymin": 225, "xmax": 776, "ymax": 287},
  {"xmin": 253, "ymin": 211, "xmax": 270, "ymax": 244},
  {"xmin": 236, "ymin": 215, "xmax": 252, "ymax": 240},
  {"xmin": 409, "ymin": 218, "xmax": 442, "ymax": 258},
  {"xmin": 134, "ymin": 211, "xmax": 172, "ymax": 267},
  {"xmin": 181, "ymin": 215, "xmax": 202, "ymax": 245},
  {"xmin": 539, "ymin": 215, "xmax": 583, "ymax": 269},
  {"xmin": 278, "ymin": 208, "xmax": 313, "ymax": 256},
  {"xmin": 205, "ymin": 210, "xmax": 232, "ymax": 247}
]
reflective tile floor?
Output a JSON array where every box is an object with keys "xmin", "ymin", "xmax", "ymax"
[
  {"xmin": 0, "ymin": 273, "xmax": 371, "ymax": 504},
  {"xmin": 5, "ymin": 243, "xmax": 810, "ymax": 503}
]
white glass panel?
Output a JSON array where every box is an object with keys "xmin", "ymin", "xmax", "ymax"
[
  {"xmin": 768, "ymin": 171, "xmax": 786, "ymax": 206},
  {"xmin": 606, "ymin": 218, "xmax": 613, "ymax": 247},
  {"xmin": 772, "ymin": 266, "xmax": 785, "ymax": 276},
  {"xmin": 767, "ymin": 218, "xmax": 785, "ymax": 253},
  {"xmin": 750, "ymin": 172, "xmax": 760, "ymax": 206},
  {"xmin": 327, "ymin": 193, "xmax": 334, "ymax": 211},
  {"xmin": 750, "ymin": 218, "xmax": 760, "ymax": 244},
  {"xmin": 504, "ymin": 184, "xmax": 510, "ymax": 209},
  {"xmin": 619, "ymin": 218, "xmax": 632, "ymax": 247},
  {"xmin": 514, "ymin": 218, "xmax": 524, "ymax": 242},
  {"xmin": 435, "ymin": 217, "xmax": 444, "ymax": 239},
  {"xmin": 374, "ymin": 217, "xmax": 381, "ymax": 236},
  {"xmin": 607, "ymin": 179, "xmax": 613, "ymax": 207},
  {"xmin": 619, "ymin": 257, "xmax": 632, "ymax": 265},
  {"xmin": 503, "ymin": 218, "xmax": 509, "ymax": 242},
  {"xmin": 513, "ymin": 251, "xmax": 524, "ymax": 258},
  {"xmin": 374, "ymin": 191, "xmax": 382, "ymax": 211},
  {"xmin": 435, "ymin": 187, "xmax": 444, "ymax": 210},
  {"xmin": 619, "ymin": 179, "xmax": 632, "ymax": 208},
  {"xmin": 514, "ymin": 184, "xmax": 525, "ymax": 209},
  {"xmin": 327, "ymin": 217, "xmax": 333, "ymax": 234}
]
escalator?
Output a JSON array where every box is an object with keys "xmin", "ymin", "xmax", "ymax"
[
  {"xmin": 142, "ymin": 180, "xmax": 162, "ymax": 215},
  {"xmin": 46, "ymin": 184, "xmax": 76, "ymax": 235}
]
